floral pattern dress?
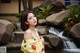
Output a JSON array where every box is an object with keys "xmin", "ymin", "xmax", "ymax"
[{"xmin": 21, "ymin": 32, "xmax": 45, "ymax": 53}]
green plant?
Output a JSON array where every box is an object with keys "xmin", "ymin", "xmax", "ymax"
[
  {"xmin": 16, "ymin": 11, "xmax": 23, "ymax": 21},
  {"xmin": 16, "ymin": 12, "xmax": 22, "ymax": 18},
  {"xmin": 33, "ymin": 5, "xmax": 54, "ymax": 19},
  {"xmin": 12, "ymin": 22, "xmax": 18, "ymax": 31},
  {"xmin": 64, "ymin": 5, "xmax": 80, "ymax": 31}
]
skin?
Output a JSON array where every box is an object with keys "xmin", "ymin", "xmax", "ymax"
[{"xmin": 24, "ymin": 13, "xmax": 44, "ymax": 44}]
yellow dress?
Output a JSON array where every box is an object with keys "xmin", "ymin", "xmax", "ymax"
[{"xmin": 21, "ymin": 32, "xmax": 45, "ymax": 53}]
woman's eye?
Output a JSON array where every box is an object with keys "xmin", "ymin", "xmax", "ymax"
[{"xmin": 29, "ymin": 17, "xmax": 32, "ymax": 20}]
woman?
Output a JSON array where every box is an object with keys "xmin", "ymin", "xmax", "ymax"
[{"xmin": 21, "ymin": 10, "xmax": 45, "ymax": 53}]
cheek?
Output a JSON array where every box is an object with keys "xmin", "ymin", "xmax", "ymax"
[
  {"xmin": 35, "ymin": 17, "xmax": 37, "ymax": 21},
  {"xmin": 27, "ymin": 20, "xmax": 33, "ymax": 24}
]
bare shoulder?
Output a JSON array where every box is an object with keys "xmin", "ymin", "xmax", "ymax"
[
  {"xmin": 24, "ymin": 29, "xmax": 32, "ymax": 40},
  {"xmin": 24, "ymin": 29, "xmax": 31, "ymax": 34}
]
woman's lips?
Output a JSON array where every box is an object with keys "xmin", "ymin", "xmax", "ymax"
[{"xmin": 34, "ymin": 21, "xmax": 37, "ymax": 23}]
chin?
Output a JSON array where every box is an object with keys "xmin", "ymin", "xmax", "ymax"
[
  {"xmin": 34, "ymin": 23, "xmax": 37, "ymax": 25},
  {"xmin": 34, "ymin": 24, "xmax": 37, "ymax": 26}
]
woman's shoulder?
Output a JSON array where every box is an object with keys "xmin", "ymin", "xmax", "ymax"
[{"xmin": 24, "ymin": 29, "xmax": 32, "ymax": 34}]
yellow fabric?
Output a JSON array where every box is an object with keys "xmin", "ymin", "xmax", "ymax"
[{"xmin": 21, "ymin": 32, "xmax": 45, "ymax": 53}]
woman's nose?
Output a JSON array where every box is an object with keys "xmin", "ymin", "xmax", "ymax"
[{"xmin": 33, "ymin": 17, "xmax": 36, "ymax": 20}]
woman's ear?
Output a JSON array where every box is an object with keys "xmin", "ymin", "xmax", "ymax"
[{"xmin": 25, "ymin": 21, "xmax": 28, "ymax": 25}]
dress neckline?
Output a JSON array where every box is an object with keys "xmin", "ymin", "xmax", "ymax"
[{"xmin": 29, "ymin": 29, "xmax": 40, "ymax": 40}]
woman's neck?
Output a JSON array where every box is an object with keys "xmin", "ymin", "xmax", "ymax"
[{"xmin": 29, "ymin": 26, "xmax": 36, "ymax": 32}]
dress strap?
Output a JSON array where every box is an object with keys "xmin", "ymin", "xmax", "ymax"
[
  {"xmin": 36, "ymin": 31, "xmax": 40, "ymax": 40},
  {"xmin": 36, "ymin": 31, "xmax": 39, "ymax": 36}
]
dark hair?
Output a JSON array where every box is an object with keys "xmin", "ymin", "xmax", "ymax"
[{"xmin": 21, "ymin": 10, "xmax": 38, "ymax": 31}]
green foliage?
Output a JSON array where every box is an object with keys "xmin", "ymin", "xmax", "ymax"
[
  {"xmin": 33, "ymin": 5, "xmax": 54, "ymax": 19},
  {"xmin": 77, "ymin": 12, "xmax": 80, "ymax": 22},
  {"xmin": 16, "ymin": 11, "xmax": 23, "ymax": 19},
  {"xmin": 16, "ymin": 11, "xmax": 23, "ymax": 21},
  {"xmin": 12, "ymin": 22, "xmax": 18, "ymax": 31},
  {"xmin": 64, "ymin": 5, "xmax": 80, "ymax": 31},
  {"xmin": 16, "ymin": 13, "xmax": 22, "ymax": 18},
  {"xmin": 39, "ymin": 5, "xmax": 53, "ymax": 14}
]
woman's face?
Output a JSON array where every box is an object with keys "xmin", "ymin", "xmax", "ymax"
[{"xmin": 25, "ymin": 13, "xmax": 37, "ymax": 26}]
